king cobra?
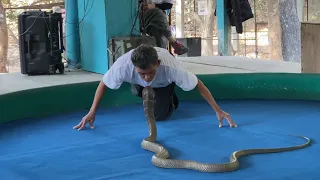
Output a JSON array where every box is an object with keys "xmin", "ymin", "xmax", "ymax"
[{"xmin": 140, "ymin": 87, "xmax": 311, "ymax": 173}]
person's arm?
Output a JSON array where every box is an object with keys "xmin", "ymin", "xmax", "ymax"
[
  {"xmin": 195, "ymin": 79, "xmax": 222, "ymax": 113},
  {"xmin": 90, "ymin": 63, "xmax": 124, "ymax": 113},
  {"xmin": 195, "ymin": 78, "xmax": 237, "ymax": 127},
  {"xmin": 90, "ymin": 80, "xmax": 108, "ymax": 114},
  {"xmin": 73, "ymin": 80, "xmax": 108, "ymax": 130},
  {"xmin": 168, "ymin": 58, "xmax": 237, "ymax": 127}
]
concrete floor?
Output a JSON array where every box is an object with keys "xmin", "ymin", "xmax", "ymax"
[
  {"xmin": 0, "ymin": 56, "xmax": 301, "ymax": 95},
  {"xmin": 177, "ymin": 56, "xmax": 301, "ymax": 74}
]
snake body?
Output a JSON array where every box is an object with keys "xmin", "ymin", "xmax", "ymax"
[{"xmin": 141, "ymin": 87, "xmax": 311, "ymax": 173}]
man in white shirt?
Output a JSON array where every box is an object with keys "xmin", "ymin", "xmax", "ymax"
[{"xmin": 73, "ymin": 44, "xmax": 237, "ymax": 130}]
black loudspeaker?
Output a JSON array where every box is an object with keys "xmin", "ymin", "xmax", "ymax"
[{"xmin": 18, "ymin": 10, "xmax": 64, "ymax": 75}]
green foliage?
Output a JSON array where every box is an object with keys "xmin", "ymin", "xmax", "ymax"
[
  {"xmin": 254, "ymin": 0, "xmax": 268, "ymax": 22},
  {"xmin": 2, "ymin": 0, "xmax": 9, "ymax": 5}
]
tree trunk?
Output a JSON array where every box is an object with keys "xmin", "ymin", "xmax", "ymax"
[
  {"xmin": 267, "ymin": 0, "xmax": 282, "ymax": 60},
  {"xmin": 201, "ymin": 0, "xmax": 215, "ymax": 56},
  {"xmin": 279, "ymin": 0, "xmax": 300, "ymax": 62},
  {"xmin": 0, "ymin": 0, "xmax": 8, "ymax": 73}
]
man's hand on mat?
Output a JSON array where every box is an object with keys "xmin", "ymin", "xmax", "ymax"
[
  {"xmin": 216, "ymin": 110, "xmax": 237, "ymax": 128},
  {"xmin": 73, "ymin": 111, "xmax": 95, "ymax": 130}
]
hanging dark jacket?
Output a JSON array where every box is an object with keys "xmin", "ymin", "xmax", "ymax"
[{"xmin": 214, "ymin": 0, "xmax": 254, "ymax": 34}]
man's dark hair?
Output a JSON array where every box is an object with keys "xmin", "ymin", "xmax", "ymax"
[{"xmin": 131, "ymin": 44, "xmax": 159, "ymax": 70}]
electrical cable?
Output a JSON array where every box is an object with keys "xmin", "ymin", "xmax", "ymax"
[
  {"xmin": 130, "ymin": 0, "xmax": 142, "ymax": 35},
  {"xmin": 18, "ymin": 11, "xmax": 42, "ymax": 36}
]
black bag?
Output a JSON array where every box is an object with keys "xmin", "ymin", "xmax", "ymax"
[{"xmin": 18, "ymin": 10, "xmax": 65, "ymax": 75}]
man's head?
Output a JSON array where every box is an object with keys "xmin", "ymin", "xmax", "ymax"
[{"xmin": 131, "ymin": 44, "xmax": 161, "ymax": 82}]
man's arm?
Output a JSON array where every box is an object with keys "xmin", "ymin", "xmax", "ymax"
[
  {"xmin": 167, "ymin": 56, "xmax": 237, "ymax": 127},
  {"xmin": 195, "ymin": 79, "xmax": 222, "ymax": 113},
  {"xmin": 195, "ymin": 78, "xmax": 237, "ymax": 127},
  {"xmin": 73, "ymin": 73, "xmax": 123, "ymax": 130},
  {"xmin": 73, "ymin": 80, "xmax": 108, "ymax": 130},
  {"xmin": 90, "ymin": 80, "xmax": 108, "ymax": 114}
]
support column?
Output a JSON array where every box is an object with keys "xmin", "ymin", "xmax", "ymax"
[
  {"xmin": 216, "ymin": 0, "xmax": 230, "ymax": 55},
  {"xmin": 297, "ymin": 0, "xmax": 305, "ymax": 22},
  {"xmin": 175, "ymin": 0, "xmax": 184, "ymax": 38},
  {"xmin": 231, "ymin": 26, "xmax": 238, "ymax": 54},
  {"xmin": 65, "ymin": 0, "xmax": 80, "ymax": 68}
]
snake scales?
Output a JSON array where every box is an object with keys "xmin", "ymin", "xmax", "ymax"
[{"xmin": 140, "ymin": 87, "xmax": 311, "ymax": 173}]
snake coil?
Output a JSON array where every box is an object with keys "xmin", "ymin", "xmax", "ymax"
[{"xmin": 141, "ymin": 86, "xmax": 311, "ymax": 173}]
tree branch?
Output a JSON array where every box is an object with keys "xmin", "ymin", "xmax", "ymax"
[
  {"xmin": 8, "ymin": 27, "xmax": 17, "ymax": 44},
  {"xmin": 4, "ymin": 2, "xmax": 64, "ymax": 10},
  {"xmin": 193, "ymin": 12, "xmax": 204, "ymax": 25},
  {"xmin": 31, "ymin": 0, "xmax": 53, "ymax": 6}
]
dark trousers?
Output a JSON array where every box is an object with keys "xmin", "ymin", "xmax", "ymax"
[
  {"xmin": 131, "ymin": 83, "xmax": 179, "ymax": 121},
  {"xmin": 142, "ymin": 8, "xmax": 172, "ymax": 49}
]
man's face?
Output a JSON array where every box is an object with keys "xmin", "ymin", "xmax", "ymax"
[{"xmin": 135, "ymin": 60, "xmax": 160, "ymax": 82}]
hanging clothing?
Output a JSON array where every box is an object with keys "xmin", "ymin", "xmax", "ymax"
[{"xmin": 214, "ymin": 0, "xmax": 254, "ymax": 34}]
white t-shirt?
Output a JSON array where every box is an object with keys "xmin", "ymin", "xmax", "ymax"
[{"xmin": 103, "ymin": 47, "xmax": 198, "ymax": 91}]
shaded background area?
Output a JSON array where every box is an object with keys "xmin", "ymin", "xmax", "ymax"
[
  {"xmin": 170, "ymin": 0, "xmax": 318, "ymax": 60},
  {"xmin": 1, "ymin": 0, "xmax": 319, "ymax": 73}
]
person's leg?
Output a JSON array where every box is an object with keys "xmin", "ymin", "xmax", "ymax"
[
  {"xmin": 162, "ymin": 26, "xmax": 189, "ymax": 55},
  {"xmin": 144, "ymin": 9, "xmax": 169, "ymax": 49},
  {"xmin": 153, "ymin": 83, "xmax": 178, "ymax": 120},
  {"xmin": 131, "ymin": 83, "xmax": 179, "ymax": 121},
  {"xmin": 147, "ymin": 26, "xmax": 168, "ymax": 49},
  {"xmin": 142, "ymin": 8, "xmax": 189, "ymax": 55},
  {"xmin": 169, "ymin": 37, "xmax": 190, "ymax": 55}
]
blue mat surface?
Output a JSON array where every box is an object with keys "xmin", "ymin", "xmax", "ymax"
[{"xmin": 0, "ymin": 100, "xmax": 319, "ymax": 180}]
